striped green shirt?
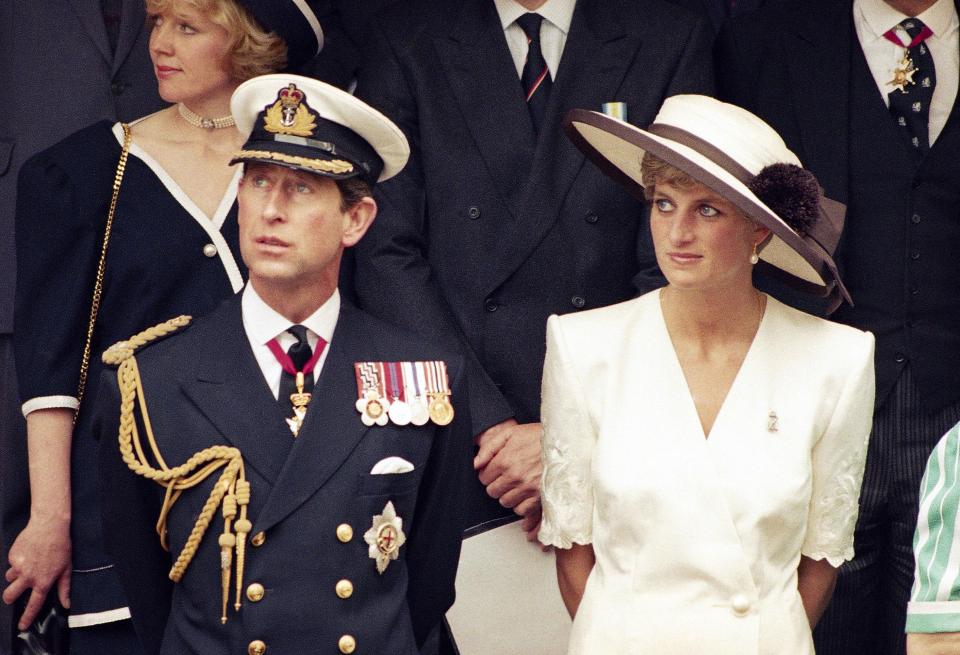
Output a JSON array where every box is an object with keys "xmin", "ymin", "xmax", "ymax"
[{"xmin": 908, "ymin": 423, "xmax": 960, "ymax": 633}]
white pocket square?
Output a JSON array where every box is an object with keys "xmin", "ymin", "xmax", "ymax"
[{"xmin": 370, "ymin": 456, "xmax": 415, "ymax": 475}]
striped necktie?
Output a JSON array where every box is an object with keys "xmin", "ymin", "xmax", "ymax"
[{"xmin": 516, "ymin": 13, "xmax": 552, "ymax": 134}]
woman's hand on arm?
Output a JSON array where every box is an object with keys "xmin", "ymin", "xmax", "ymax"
[
  {"xmin": 797, "ymin": 555, "xmax": 838, "ymax": 628},
  {"xmin": 1, "ymin": 408, "xmax": 74, "ymax": 629},
  {"xmin": 556, "ymin": 543, "xmax": 596, "ymax": 620}
]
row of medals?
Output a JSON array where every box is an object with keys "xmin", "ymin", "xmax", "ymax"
[{"xmin": 355, "ymin": 389, "xmax": 454, "ymax": 427}]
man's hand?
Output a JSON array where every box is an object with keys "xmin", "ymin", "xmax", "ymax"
[
  {"xmin": 2, "ymin": 515, "xmax": 71, "ymax": 630},
  {"xmin": 475, "ymin": 419, "xmax": 543, "ymax": 537}
]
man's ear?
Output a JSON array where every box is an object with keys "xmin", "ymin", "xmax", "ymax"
[{"xmin": 342, "ymin": 196, "xmax": 377, "ymax": 248}]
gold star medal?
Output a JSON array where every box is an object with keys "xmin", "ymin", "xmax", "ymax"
[
  {"xmin": 285, "ymin": 372, "xmax": 312, "ymax": 436},
  {"xmin": 364, "ymin": 501, "xmax": 406, "ymax": 574},
  {"xmin": 267, "ymin": 335, "xmax": 325, "ymax": 437},
  {"xmin": 887, "ymin": 53, "xmax": 917, "ymax": 93}
]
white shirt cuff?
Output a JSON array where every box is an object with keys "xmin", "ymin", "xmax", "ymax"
[{"xmin": 22, "ymin": 395, "xmax": 80, "ymax": 417}]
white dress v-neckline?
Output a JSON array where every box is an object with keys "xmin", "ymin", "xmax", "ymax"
[{"xmin": 653, "ymin": 293, "xmax": 771, "ymax": 442}]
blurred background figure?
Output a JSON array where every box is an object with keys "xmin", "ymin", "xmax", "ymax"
[
  {"xmin": 353, "ymin": 0, "xmax": 714, "ymax": 544},
  {"xmin": 717, "ymin": 1, "xmax": 960, "ymax": 653}
]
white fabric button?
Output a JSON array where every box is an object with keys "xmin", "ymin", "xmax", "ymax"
[
  {"xmin": 203, "ymin": 243, "xmax": 218, "ymax": 257},
  {"xmin": 730, "ymin": 594, "xmax": 751, "ymax": 616}
]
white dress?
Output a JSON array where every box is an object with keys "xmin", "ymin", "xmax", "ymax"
[{"xmin": 538, "ymin": 291, "xmax": 875, "ymax": 655}]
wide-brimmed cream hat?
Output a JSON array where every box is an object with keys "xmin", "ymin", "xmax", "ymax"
[{"xmin": 565, "ymin": 95, "xmax": 851, "ymax": 310}]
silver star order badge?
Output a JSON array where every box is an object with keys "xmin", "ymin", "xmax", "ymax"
[{"xmin": 364, "ymin": 501, "xmax": 406, "ymax": 574}]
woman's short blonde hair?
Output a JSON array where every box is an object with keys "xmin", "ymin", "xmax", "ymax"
[
  {"xmin": 640, "ymin": 152, "xmax": 697, "ymax": 201},
  {"xmin": 146, "ymin": 0, "xmax": 288, "ymax": 80}
]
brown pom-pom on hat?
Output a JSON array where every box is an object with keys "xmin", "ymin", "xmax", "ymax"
[{"xmin": 748, "ymin": 164, "xmax": 821, "ymax": 237}]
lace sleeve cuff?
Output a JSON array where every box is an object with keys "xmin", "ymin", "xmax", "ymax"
[{"xmin": 538, "ymin": 316, "xmax": 596, "ymax": 549}]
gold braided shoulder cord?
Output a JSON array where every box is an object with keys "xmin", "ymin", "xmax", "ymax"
[{"xmin": 103, "ymin": 317, "xmax": 252, "ymax": 624}]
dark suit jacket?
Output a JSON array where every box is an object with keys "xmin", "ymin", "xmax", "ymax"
[
  {"xmin": 0, "ymin": 0, "xmax": 162, "ymax": 335},
  {"xmin": 95, "ymin": 296, "xmax": 472, "ymax": 655},
  {"xmin": 353, "ymin": 0, "xmax": 714, "ymax": 454},
  {"xmin": 716, "ymin": 0, "xmax": 960, "ymax": 412}
]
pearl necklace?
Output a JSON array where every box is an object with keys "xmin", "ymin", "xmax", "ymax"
[{"xmin": 177, "ymin": 103, "xmax": 235, "ymax": 130}]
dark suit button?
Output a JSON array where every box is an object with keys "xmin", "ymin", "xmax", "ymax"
[
  {"xmin": 584, "ymin": 211, "xmax": 599, "ymax": 224},
  {"xmin": 910, "ymin": 250, "xmax": 921, "ymax": 260},
  {"xmin": 911, "ymin": 287, "xmax": 920, "ymax": 295},
  {"xmin": 484, "ymin": 300, "xmax": 499, "ymax": 313},
  {"xmin": 894, "ymin": 352, "xmax": 907, "ymax": 364},
  {"xmin": 911, "ymin": 214, "xmax": 921, "ymax": 224},
  {"xmin": 468, "ymin": 206, "xmax": 481, "ymax": 220},
  {"xmin": 110, "ymin": 81, "xmax": 126, "ymax": 96},
  {"xmin": 571, "ymin": 295, "xmax": 586, "ymax": 309}
]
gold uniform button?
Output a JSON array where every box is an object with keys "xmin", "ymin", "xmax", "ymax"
[
  {"xmin": 338, "ymin": 635, "xmax": 356, "ymax": 654},
  {"xmin": 335, "ymin": 579, "xmax": 354, "ymax": 599},
  {"xmin": 248, "ymin": 640, "xmax": 267, "ymax": 655},
  {"xmin": 246, "ymin": 583, "xmax": 265, "ymax": 602},
  {"xmin": 251, "ymin": 531, "xmax": 266, "ymax": 547},
  {"xmin": 336, "ymin": 524, "xmax": 353, "ymax": 543}
]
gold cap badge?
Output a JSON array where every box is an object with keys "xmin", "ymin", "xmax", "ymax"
[{"xmin": 263, "ymin": 83, "xmax": 318, "ymax": 137}]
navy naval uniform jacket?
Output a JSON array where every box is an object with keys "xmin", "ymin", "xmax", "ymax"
[{"xmin": 94, "ymin": 295, "xmax": 473, "ymax": 655}]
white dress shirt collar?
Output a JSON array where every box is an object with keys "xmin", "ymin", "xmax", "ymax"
[
  {"xmin": 494, "ymin": 0, "xmax": 578, "ymax": 79},
  {"xmin": 857, "ymin": 0, "xmax": 956, "ymax": 42},
  {"xmin": 493, "ymin": 0, "xmax": 576, "ymax": 35},
  {"xmin": 242, "ymin": 282, "xmax": 340, "ymax": 348},
  {"xmin": 241, "ymin": 282, "xmax": 340, "ymax": 398}
]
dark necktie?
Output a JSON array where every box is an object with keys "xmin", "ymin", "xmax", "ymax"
[
  {"xmin": 885, "ymin": 18, "xmax": 936, "ymax": 153},
  {"xmin": 278, "ymin": 325, "xmax": 314, "ymax": 410},
  {"xmin": 100, "ymin": 0, "xmax": 122, "ymax": 54},
  {"xmin": 517, "ymin": 13, "xmax": 552, "ymax": 134}
]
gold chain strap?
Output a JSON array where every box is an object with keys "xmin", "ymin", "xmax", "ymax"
[{"xmin": 75, "ymin": 123, "xmax": 132, "ymax": 420}]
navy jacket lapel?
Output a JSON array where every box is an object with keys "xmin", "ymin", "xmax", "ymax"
[
  {"xmin": 482, "ymin": 0, "xmax": 640, "ymax": 293},
  {"xmin": 784, "ymin": 1, "xmax": 853, "ymax": 203},
  {"xmin": 434, "ymin": 0, "xmax": 536, "ymax": 219},
  {"xmin": 68, "ymin": 0, "xmax": 113, "ymax": 65},
  {"xmin": 178, "ymin": 296, "xmax": 293, "ymax": 484},
  {"xmin": 254, "ymin": 303, "xmax": 373, "ymax": 533}
]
